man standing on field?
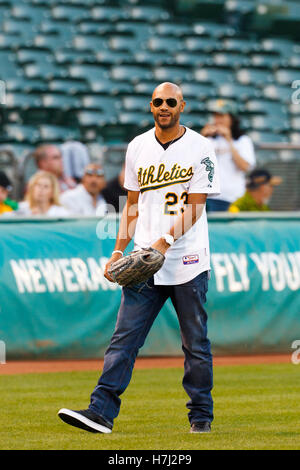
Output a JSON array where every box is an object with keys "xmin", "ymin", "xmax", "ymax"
[{"xmin": 58, "ymin": 82, "xmax": 220, "ymax": 434}]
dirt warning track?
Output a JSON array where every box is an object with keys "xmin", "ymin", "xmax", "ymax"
[{"xmin": 0, "ymin": 354, "xmax": 291, "ymax": 375}]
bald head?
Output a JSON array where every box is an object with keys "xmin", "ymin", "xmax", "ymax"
[
  {"xmin": 33, "ymin": 144, "xmax": 64, "ymax": 178},
  {"xmin": 152, "ymin": 82, "xmax": 183, "ymax": 101}
]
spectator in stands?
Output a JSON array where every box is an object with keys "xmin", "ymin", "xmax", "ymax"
[
  {"xmin": 60, "ymin": 163, "xmax": 107, "ymax": 216},
  {"xmin": 0, "ymin": 171, "xmax": 18, "ymax": 215},
  {"xmin": 33, "ymin": 144, "xmax": 77, "ymax": 193},
  {"xmin": 16, "ymin": 171, "xmax": 70, "ymax": 217},
  {"xmin": 60, "ymin": 141, "xmax": 91, "ymax": 184},
  {"xmin": 201, "ymin": 99, "xmax": 256, "ymax": 212},
  {"xmin": 229, "ymin": 168, "xmax": 282, "ymax": 212},
  {"xmin": 102, "ymin": 163, "xmax": 127, "ymax": 213}
]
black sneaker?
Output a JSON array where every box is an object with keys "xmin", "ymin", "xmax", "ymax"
[
  {"xmin": 58, "ymin": 408, "xmax": 112, "ymax": 434},
  {"xmin": 190, "ymin": 421, "xmax": 211, "ymax": 433}
]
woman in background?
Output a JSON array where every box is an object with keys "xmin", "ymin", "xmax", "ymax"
[
  {"xmin": 17, "ymin": 171, "xmax": 70, "ymax": 217},
  {"xmin": 201, "ymin": 99, "xmax": 256, "ymax": 212}
]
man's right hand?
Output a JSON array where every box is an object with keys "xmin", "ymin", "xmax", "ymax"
[{"xmin": 104, "ymin": 252, "xmax": 123, "ymax": 282}]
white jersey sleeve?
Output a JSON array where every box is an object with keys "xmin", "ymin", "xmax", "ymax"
[
  {"xmin": 188, "ymin": 139, "xmax": 220, "ymax": 197},
  {"xmin": 124, "ymin": 141, "xmax": 140, "ymax": 191}
]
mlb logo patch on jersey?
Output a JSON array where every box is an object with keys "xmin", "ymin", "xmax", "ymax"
[{"xmin": 182, "ymin": 254, "xmax": 199, "ymax": 265}]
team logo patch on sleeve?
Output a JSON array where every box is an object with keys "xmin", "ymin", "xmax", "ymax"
[
  {"xmin": 201, "ymin": 157, "xmax": 214, "ymax": 182},
  {"xmin": 182, "ymin": 254, "xmax": 199, "ymax": 265}
]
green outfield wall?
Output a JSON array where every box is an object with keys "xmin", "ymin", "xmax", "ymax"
[{"xmin": 0, "ymin": 213, "xmax": 299, "ymax": 359}]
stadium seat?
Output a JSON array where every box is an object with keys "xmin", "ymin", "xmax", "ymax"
[
  {"xmin": 76, "ymin": 20, "xmax": 114, "ymax": 35},
  {"xmin": 194, "ymin": 67, "xmax": 234, "ymax": 85},
  {"xmin": 173, "ymin": 52, "xmax": 211, "ymax": 67},
  {"xmin": 212, "ymin": 52, "xmax": 250, "ymax": 68},
  {"xmin": 80, "ymin": 95, "xmax": 118, "ymax": 112},
  {"xmin": 0, "ymin": 51, "xmax": 21, "ymax": 79},
  {"xmin": 5, "ymin": 92, "xmax": 42, "ymax": 110},
  {"xmin": 180, "ymin": 82, "xmax": 217, "ymax": 98},
  {"xmin": 287, "ymin": 55, "xmax": 300, "ymax": 68},
  {"xmin": 108, "ymin": 35, "xmax": 140, "ymax": 53},
  {"xmin": 290, "ymin": 116, "xmax": 300, "ymax": 131},
  {"xmin": 134, "ymin": 50, "xmax": 173, "ymax": 66},
  {"xmin": 183, "ymin": 36, "xmax": 218, "ymax": 52},
  {"xmin": 179, "ymin": 113, "xmax": 208, "ymax": 129},
  {"xmin": 121, "ymin": 95, "xmax": 150, "ymax": 112},
  {"xmin": 76, "ymin": 110, "xmax": 116, "ymax": 127},
  {"xmin": 39, "ymin": 124, "xmax": 81, "ymax": 141},
  {"xmin": 153, "ymin": 66, "xmax": 192, "ymax": 83},
  {"xmin": 221, "ymin": 38, "xmax": 259, "ymax": 54},
  {"xmin": 184, "ymin": 102, "xmax": 207, "ymax": 113},
  {"xmin": 55, "ymin": 49, "xmax": 95, "ymax": 65},
  {"xmin": 244, "ymin": 99, "xmax": 287, "ymax": 117},
  {"xmin": 110, "ymin": 65, "xmax": 153, "ymax": 83},
  {"xmin": 249, "ymin": 115, "xmax": 290, "ymax": 133},
  {"xmin": 248, "ymin": 130, "xmax": 287, "ymax": 144},
  {"xmin": 289, "ymin": 132, "xmax": 300, "ymax": 144},
  {"xmin": 90, "ymin": 78, "xmax": 134, "ymax": 95},
  {"xmin": 50, "ymin": 5, "xmax": 89, "ymax": 22},
  {"xmin": 3, "ymin": 124, "xmax": 40, "ymax": 144},
  {"xmin": 68, "ymin": 64, "xmax": 108, "ymax": 82},
  {"xmin": 193, "ymin": 21, "xmax": 235, "ymax": 38},
  {"xmin": 261, "ymin": 37, "xmax": 297, "ymax": 56},
  {"xmin": 0, "ymin": 33, "xmax": 24, "ymax": 48},
  {"xmin": 147, "ymin": 36, "xmax": 183, "ymax": 53},
  {"xmin": 274, "ymin": 69, "xmax": 300, "ymax": 86},
  {"xmin": 115, "ymin": 21, "xmax": 154, "ymax": 40},
  {"xmin": 249, "ymin": 53, "xmax": 282, "ymax": 69},
  {"xmin": 134, "ymin": 81, "xmax": 161, "ymax": 95},
  {"xmin": 262, "ymin": 84, "xmax": 293, "ymax": 102},
  {"xmin": 155, "ymin": 22, "xmax": 193, "ymax": 37},
  {"xmin": 41, "ymin": 93, "xmax": 80, "ymax": 111},
  {"xmin": 72, "ymin": 34, "xmax": 109, "ymax": 52},
  {"xmin": 118, "ymin": 111, "xmax": 151, "ymax": 127},
  {"xmin": 48, "ymin": 78, "xmax": 90, "ymax": 94},
  {"xmin": 38, "ymin": 20, "xmax": 76, "ymax": 40},
  {"xmin": 2, "ymin": 19, "xmax": 37, "ymax": 41},
  {"xmin": 34, "ymin": 34, "xmax": 71, "ymax": 50},
  {"xmin": 16, "ymin": 47, "xmax": 53, "ymax": 65},
  {"xmin": 217, "ymin": 82, "xmax": 260, "ymax": 100},
  {"xmin": 96, "ymin": 49, "xmax": 133, "ymax": 65},
  {"xmin": 24, "ymin": 62, "xmax": 67, "ymax": 80},
  {"xmin": 91, "ymin": 6, "xmax": 128, "ymax": 22},
  {"xmin": 289, "ymin": 103, "xmax": 300, "ymax": 115},
  {"xmin": 235, "ymin": 68, "xmax": 274, "ymax": 86},
  {"xmin": 126, "ymin": 6, "xmax": 170, "ymax": 22},
  {"xmin": 11, "ymin": 3, "xmax": 50, "ymax": 23},
  {"xmin": 5, "ymin": 77, "xmax": 48, "ymax": 93}
]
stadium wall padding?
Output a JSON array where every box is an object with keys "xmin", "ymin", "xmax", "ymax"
[{"xmin": 0, "ymin": 214, "xmax": 299, "ymax": 359}]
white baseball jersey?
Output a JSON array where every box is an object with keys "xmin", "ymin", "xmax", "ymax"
[{"xmin": 124, "ymin": 126, "xmax": 220, "ymax": 285}]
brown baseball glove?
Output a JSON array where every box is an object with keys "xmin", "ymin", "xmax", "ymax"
[{"xmin": 108, "ymin": 248, "xmax": 165, "ymax": 287}]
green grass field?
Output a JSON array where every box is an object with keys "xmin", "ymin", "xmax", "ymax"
[{"xmin": 1, "ymin": 363, "xmax": 299, "ymax": 450}]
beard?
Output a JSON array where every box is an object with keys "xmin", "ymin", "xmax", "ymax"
[{"xmin": 153, "ymin": 109, "xmax": 181, "ymax": 129}]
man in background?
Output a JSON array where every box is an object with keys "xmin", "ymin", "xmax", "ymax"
[
  {"xmin": 33, "ymin": 144, "xmax": 77, "ymax": 193},
  {"xmin": 229, "ymin": 168, "xmax": 282, "ymax": 212},
  {"xmin": 102, "ymin": 163, "xmax": 127, "ymax": 213},
  {"xmin": 60, "ymin": 163, "xmax": 107, "ymax": 216},
  {"xmin": 0, "ymin": 171, "xmax": 18, "ymax": 215}
]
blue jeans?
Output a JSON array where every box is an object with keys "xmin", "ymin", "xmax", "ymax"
[
  {"xmin": 206, "ymin": 199, "xmax": 230, "ymax": 212},
  {"xmin": 89, "ymin": 271, "xmax": 213, "ymax": 427}
]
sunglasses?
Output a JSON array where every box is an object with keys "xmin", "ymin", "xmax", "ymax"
[
  {"xmin": 152, "ymin": 98, "xmax": 178, "ymax": 108},
  {"xmin": 85, "ymin": 169, "xmax": 104, "ymax": 176}
]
